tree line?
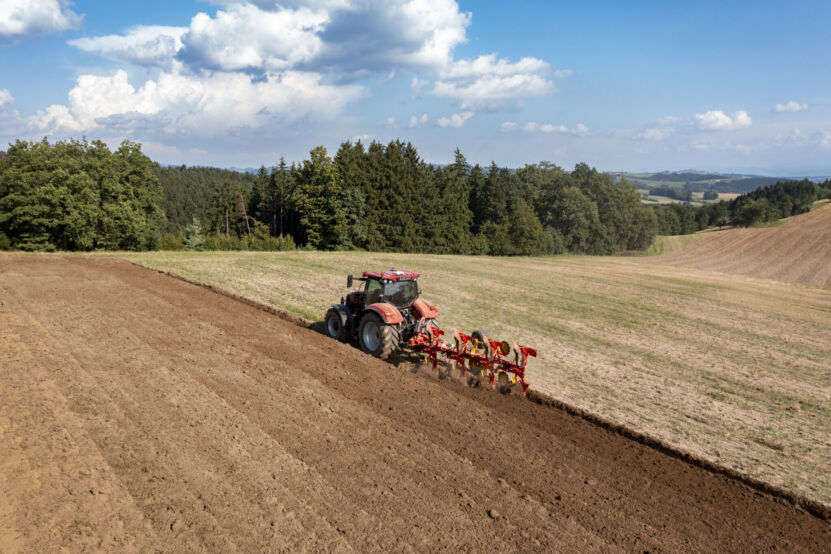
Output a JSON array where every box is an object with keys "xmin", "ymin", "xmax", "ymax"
[
  {"xmin": 0, "ymin": 139, "xmax": 163, "ymax": 251},
  {"xmin": 653, "ymin": 179, "xmax": 831, "ymax": 236},
  {"xmin": 0, "ymin": 137, "xmax": 659, "ymax": 255}
]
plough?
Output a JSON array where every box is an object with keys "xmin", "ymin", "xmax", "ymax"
[
  {"xmin": 407, "ymin": 323, "xmax": 536, "ymax": 395},
  {"xmin": 325, "ymin": 269, "xmax": 536, "ymax": 395}
]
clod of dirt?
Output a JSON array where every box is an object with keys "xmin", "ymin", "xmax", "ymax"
[{"xmin": 486, "ymin": 509, "xmax": 500, "ymax": 519}]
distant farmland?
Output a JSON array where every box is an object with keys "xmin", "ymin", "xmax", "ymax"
[
  {"xmin": 656, "ymin": 201, "xmax": 831, "ymax": 287},
  {"xmin": 110, "ymin": 220, "xmax": 831, "ymax": 506}
]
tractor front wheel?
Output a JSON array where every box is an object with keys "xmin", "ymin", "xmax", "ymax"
[{"xmin": 359, "ymin": 312, "xmax": 400, "ymax": 360}]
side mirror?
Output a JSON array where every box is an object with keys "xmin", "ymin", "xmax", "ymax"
[{"xmin": 347, "ymin": 275, "xmax": 353, "ymax": 288}]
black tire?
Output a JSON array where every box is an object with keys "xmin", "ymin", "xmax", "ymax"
[
  {"xmin": 358, "ymin": 312, "xmax": 400, "ymax": 360},
  {"xmin": 325, "ymin": 308, "xmax": 349, "ymax": 342}
]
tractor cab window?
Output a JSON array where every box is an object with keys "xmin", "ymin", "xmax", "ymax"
[
  {"xmin": 383, "ymin": 280, "xmax": 418, "ymax": 308},
  {"xmin": 365, "ymin": 279, "xmax": 383, "ymax": 305}
]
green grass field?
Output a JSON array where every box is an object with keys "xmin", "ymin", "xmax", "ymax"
[{"xmin": 105, "ymin": 250, "xmax": 831, "ymax": 506}]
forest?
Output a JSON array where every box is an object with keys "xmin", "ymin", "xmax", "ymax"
[{"xmin": 0, "ymin": 138, "xmax": 658, "ymax": 255}]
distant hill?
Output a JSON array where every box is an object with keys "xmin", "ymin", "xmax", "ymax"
[
  {"xmin": 649, "ymin": 202, "xmax": 831, "ymax": 287},
  {"xmin": 611, "ymin": 171, "xmax": 786, "ymax": 194}
]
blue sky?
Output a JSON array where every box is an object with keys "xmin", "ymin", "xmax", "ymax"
[{"xmin": 1, "ymin": 0, "xmax": 830, "ymax": 174}]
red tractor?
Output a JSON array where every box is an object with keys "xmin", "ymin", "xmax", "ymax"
[
  {"xmin": 325, "ymin": 269, "xmax": 437, "ymax": 359},
  {"xmin": 325, "ymin": 269, "xmax": 537, "ymax": 395}
]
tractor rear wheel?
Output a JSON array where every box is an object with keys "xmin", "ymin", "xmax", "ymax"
[
  {"xmin": 359, "ymin": 312, "xmax": 400, "ymax": 360},
  {"xmin": 325, "ymin": 308, "xmax": 350, "ymax": 342}
]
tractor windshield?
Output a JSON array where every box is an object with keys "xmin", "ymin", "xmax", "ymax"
[{"xmin": 383, "ymin": 280, "xmax": 419, "ymax": 308}]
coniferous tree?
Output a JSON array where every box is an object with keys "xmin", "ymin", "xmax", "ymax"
[
  {"xmin": 292, "ymin": 146, "xmax": 348, "ymax": 250},
  {"xmin": 433, "ymin": 148, "xmax": 474, "ymax": 253}
]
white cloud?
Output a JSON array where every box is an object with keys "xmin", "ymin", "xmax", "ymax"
[
  {"xmin": 34, "ymin": 1, "xmax": 564, "ymax": 145},
  {"xmin": 572, "ymin": 123, "xmax": 589, "ymax": 136},
  {"xmin": 179, "ymin": 4, "xmax": 328, "ymax": 72},
  {"xmin": 408, "ymin": 113, "xmax": 428, "ymax": 128},
  {"xmin": 437, "ymin": 111, "xmax": 473, "ymax": 128},
  {"xmin": 694, "ymin": 109, "xmax": 752, "ymax": 131},
  {"xmin": 439, "ymin": 53, "xmax": 548, "ymax": 79},
  {"xmin": 433, "ymin": 73, "xmax": 553, "ymax": 110},
  {"xmin": 69, "ymin": 26, "xmax": 187, "ymax": 68},
  {"xmin": 774, "ymin": 100, "xmax": 808, "ymax": 113},
  {"xmin": 507, "ymin": 121, "xmax": 587, "ymax": 135},
  {"xmin": 176, "ymin": 0, "xmax": 470, "ymax": 74},
  {"xmin": 385, "ymin": 116, "xmax": 396, "ymax": 126},
  {"xmin": 27, "ymin": 69, "xmax": 365, "ymax": 135},
  {"xmin": 410, "ymin": 77, "xmax": 428, "ymax": 99},
  {"xmin": 0, "ymin": 89, "xmax": 14, "ymax": 107},
  {"xmin": 0, "ymin": 0, "xmax": 81, "ymax": 38},
  {"xmin": 635, "ymin": 127, "xmax": 670, "ymax": 141},
  {"xmin": 820, "ymin": 132, "xmax": 831, "ymax": 149}
]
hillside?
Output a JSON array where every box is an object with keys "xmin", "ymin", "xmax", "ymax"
[{"xmin": 651, "ymin": 202, "xmax": 831, "ymax": 287}]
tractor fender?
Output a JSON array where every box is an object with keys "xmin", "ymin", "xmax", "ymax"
[
  {"xmin": 412, "ymin": 298, "xmax": 439, "ymax": 320},
  {"xmin": 365, "ymin": 303, "xmax": 404, "ymax": 325},
  {"xmin": 329, "ymin": 304, "xmax": 354, "ymax": 332}
]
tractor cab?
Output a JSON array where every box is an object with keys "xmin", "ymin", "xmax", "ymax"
[
  {"xmin": 362, "ymin": 270, "xmax": 420, "ymax": 308},
  {"xmin": 345, "ymin": 269, "xmax": 421, "ymax": 310}
]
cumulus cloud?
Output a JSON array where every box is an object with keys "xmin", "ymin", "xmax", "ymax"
[
  {"xmin": 0, "ymin": 89, "xmax": 14, "ymax": 107},
  {"xmin": 694, "ymin": 110, "xmax": 752, "ymax": 131},
  {"xmin": 437, "ymin": 111, "xmax": 473, "ymax": 128},
  {"xmin": 821, "ymin": 132, "xmax": 831, "ymax": 149},
  {"xmin": 431, "ymin": 53, "xmax": 555, "ymax": 110},
  {"xmin": 0, "ymin": 0, "xmax": 81, "ymax": 38},
  {"xmin": 42, "ymin": 1, "xmax": 560, "ymax": 139},
  {"xmin": 774, "ymin": 100, "xmax": 808, "ymax": 113},
  {"xmin": 27, "ymin": 69, "xmax": 365, "ymax": 135},
  {"xmin": 408, "ymin": 113, "xmax": 428, "ymax": 128},
  {"xmin": 179, "ymin": 4, "xmax": 327, "ymax": 72},
  {"xmin": 502, "ymin": 121, "xmax": 587, "ymax": 135},
  {"xmin": 69, "ymin": 26, "xmax": 187, "ymax": 68}
]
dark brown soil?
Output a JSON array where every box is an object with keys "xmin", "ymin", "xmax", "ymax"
[{"xmin": 1, "ymin": 255, "xmax": 828, "ymax": 552}]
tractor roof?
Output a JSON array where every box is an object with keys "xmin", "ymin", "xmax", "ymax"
[{"xmin": 363, "ymin": 269, "xmax": 420, "ymax": 282}]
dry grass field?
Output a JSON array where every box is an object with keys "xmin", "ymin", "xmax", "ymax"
[{"xmin": 108, "ymin": 239, "xmax": 831, "ymax": 508}]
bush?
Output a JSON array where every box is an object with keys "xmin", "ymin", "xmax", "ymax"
[
  {"xmin": 158, "ymin": 232, "xmax": 185, "ymax": 251},
  {"xmin": 275, "ymin": 234, "xmax": 296, "ymax": 251},
  {"xmin": 184, "ymin": 218, "xmax": 206, "ymax": 251},
  {"xmin": 0, "ymin": 231, "xmax": 11, "ymax": 250}
]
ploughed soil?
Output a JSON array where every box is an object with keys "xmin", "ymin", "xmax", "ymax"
[
  {"xmin": 1, "ymin": 256, "xmax": 828, "ymax": 552},
  {"xmin": 650, "ymin": 202, "xmax": 831, "ymax": 287}
]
